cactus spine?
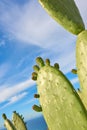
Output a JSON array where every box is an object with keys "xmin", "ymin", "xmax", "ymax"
[
  {"xmin": 2, "ymin": 111, "xmax": 27, "ymax": 130},
  {"xmin": 32, "ymin": 57, "xmax": 87, "ymax": 130},
  {"xmin": 38, "ymin": 0, "xmax": 85, "ymax": 35}
]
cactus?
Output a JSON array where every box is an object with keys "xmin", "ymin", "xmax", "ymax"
[
  {"xmin": 76, "ymin": 30, "xmax": 87, "ymax": 109},
  {"xmin": 2, "ymin": 111, "xmax": 27, "ymax": 130},
  {"xmin": 32, "ymin": 57, "xmax": 87, "ymax": 130},
  {"xmin": 38, "ymin": 0, "xmax": 85, "ymax": 35},
  {"xmin": 38, "ymin": 0, "xmax": 87, "ymax": 111}
]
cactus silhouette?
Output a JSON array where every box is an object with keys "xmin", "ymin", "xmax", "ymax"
[
  {"xmin": 38, "ymin": 0, "xmax": 87, "ymax": 110},
  {"xmin": 2, "ymin": 111, "xmax": 27, "ymax": 130},
  {"xmin": 32, "ymin": 57, "xmax": 87, "ymax": 130}
]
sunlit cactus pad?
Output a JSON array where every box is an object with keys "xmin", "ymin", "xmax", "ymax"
[
  {"xmin": 76, "ymin": 30, "xmax": 87, "ymax": 109},
  {"xmin": 38, "ymin": 0, "xmax": 85, "ymax": 35},
  {"xmin": 32, "ymin": 57, "xmax": 87, "ymax": 130},
  {"xmin": 2, "ymin": 111, "xmax": 27, "ymax": 130}
]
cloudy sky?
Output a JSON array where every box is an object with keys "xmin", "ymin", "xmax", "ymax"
[{"xmin": 0, "ymin": 0, "xmax": 87, "ymax": 128}]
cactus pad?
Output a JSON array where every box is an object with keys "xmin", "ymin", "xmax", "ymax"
[
  {"xmin": 38, "ymin": 0, "xmax": 85, "ymax": 35},
  {"xmin": 2, "ymin": 111, "xmax": 27, "ymax": 130},
  {"xmin": 32, "ymin": 57, "xmax": 87, "ymax": 130},
  {"xmin": 76, "ymin": 30, "xmax": 87, "ymax": 109}
]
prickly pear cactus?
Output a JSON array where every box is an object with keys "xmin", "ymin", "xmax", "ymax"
[
  {"xmin": 38, "ymin": 0, "xmax": 87, "ymax": 112},
  {"xmin": 76, "ymin": 30, "xmax": 87, "ymax": 109},
  {"xmin": 2, "ymin": 111, "xmax": 27, "ymax": 130},
  {"xmin": 32, "ymin": 57, "xmax": 87, "ymax": 130},
  {"xmin": 38, "ymin": 0, "xmax": 85, "ymax": 35},
  {"xmin": 2, "ymin": 114, "xmax": 16, "ymax": 130}
]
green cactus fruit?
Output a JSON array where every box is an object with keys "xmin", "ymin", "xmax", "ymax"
[
  {"xmin": 38, "ymin": 0, "xmax": 85, "ymax": 35},
  {"xmin": 76, "ymin": 30, "xmax": 87, "ymax": 109},
  {"xmin": 32, "ymin": 57, "xmax": 87, "ymax": 130},
  {"xmin": 2, "ymin": 111, "xmax": 27, "ymax": 130}
]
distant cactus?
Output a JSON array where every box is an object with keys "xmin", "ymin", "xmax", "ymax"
[
  {"xmin": 32, "ymin": 57, "xmax": 87, "ymax": 130},
  {"xmin": 2, "ymin": 111, "xmax": 27, "ymax": 130}
]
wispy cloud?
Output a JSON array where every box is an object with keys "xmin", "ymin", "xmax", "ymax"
[
  {"xmin": 0, "ymin": 62, "xmax": 10, "ymax": 79},
  {"xmin": 0, "ymin": 79, "xmax": 35, "ymax": 103},
  {"xmin": 22, "ymin": 98, "xmax": 35, "ymax": 106},
  {"xmin": 0, "ymin": 92, "xmax": 27, "ymax": 110},
  {"xmin": 0, "ymin": 0, "xmax": 55, "ymax": 45}
]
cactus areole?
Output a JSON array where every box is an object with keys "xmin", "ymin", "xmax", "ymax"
[
  {"xmin": 38, "ymin": 0, "xmax": 85, "ymax": 35},
  {"xmin": 32, "ymin": 57, "xmax": 87, "ymax": 130}
]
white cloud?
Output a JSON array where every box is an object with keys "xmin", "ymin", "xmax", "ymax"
[
  {"xmin": 0, "ymin": 92, "xmax": 27, "ymax": 110},
  {"xmin": 0, "ymin": 0, "xmax": 77, "ymax": 75},
  {"xmin": 23, "ymin": 98, "xmax": 35, "ymax": 106},
  {"xmin": 0, "ymin": 0, "xmax": 55, "ymax": 45},
  {"xmin": 0, "ymin": 79, "xmax": 35, "ymax": 103}
]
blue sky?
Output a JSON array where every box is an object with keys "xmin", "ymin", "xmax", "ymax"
[{"xmin": 0, "ymin": 0, "xmax": 87, "ymax": 128}]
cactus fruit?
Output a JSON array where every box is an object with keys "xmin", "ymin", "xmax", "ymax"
[
  {"xmin": 32, "ymin": 57, "xmax": 87, "ymax": 130},
  {"xmin": 2, "ymin": 111, "xmax": 27, "ymax": 130},
  {"xmin": 38, "ymin": 0, "xmax": 85, "ymax": 35},
  {"xmin": 76, "ymin": 30, "xmax": 87, "ymax": 109}
]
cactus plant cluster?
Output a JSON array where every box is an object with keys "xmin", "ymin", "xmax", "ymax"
[
  {"xmin": 31, "ymin": 0, "xmax": 87, "ymax": 130},
  {"xmin": 32, "ymin": 57, "xmax": 87, "ymax": 130},
  {"xmin": 2, "ymin": 111, "xmax": 27, "ymax": 130},
  {"xmin": 2, "ymin": 0, "xmax": 87, "ymax": 130}
]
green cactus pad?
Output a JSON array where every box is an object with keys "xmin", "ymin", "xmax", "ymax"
[
  {"xmin": 76, "ymin": 30, "xmax": 87, "ymax": 109},
  {"xmin": 12, "ymin": 111, "xmax": 27, "ymax": 130},
  {"xmin": 32, "ymin": 57, "xmax": 87, "ymax": 130},
  {"xmin": 2, "ymin": 111, "xmax": 27, "ymax": 130},
  {"xmin": 2, "ymin": 113, "xmax": 16, "ymax": 130},
  {"xmin": 38, "ymin": 0, "xmax": 85, "ymax": 35}
]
